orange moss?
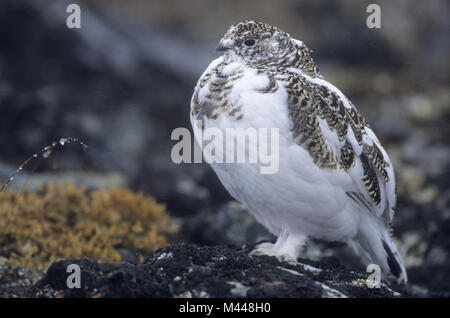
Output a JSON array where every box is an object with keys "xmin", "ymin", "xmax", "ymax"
[{"xmin": 0, "ymin": 183, "xmax": 172, "ymax": 269}]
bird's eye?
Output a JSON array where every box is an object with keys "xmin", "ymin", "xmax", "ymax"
[{"xmin": 244, "ymin": 38, "xmax": 256, "ymax": 46}]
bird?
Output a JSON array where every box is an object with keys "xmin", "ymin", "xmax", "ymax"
[{"xmin": 190, "ymin": 20, "xmax": 407, "ymax": 284}]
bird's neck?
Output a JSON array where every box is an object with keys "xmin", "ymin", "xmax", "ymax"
[
  {"xmin": 288, "ymin": 45, "xmax": 322, "ymax": 78},
  {"xmin": 246, "ymin": 44, "xmax": 322, "ymax": 79}
]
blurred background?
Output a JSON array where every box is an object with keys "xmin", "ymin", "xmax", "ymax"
[{"xmin": 0, "ymin": 0, "xmax": 448, "ymax": 296}]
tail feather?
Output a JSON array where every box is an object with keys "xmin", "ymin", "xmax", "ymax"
[
  {"xmin": 351, "ymin": 216, "xmax": 407, "ymax": 284},
  {"xmin": 382, "ymin": 240, "xmax": 403, "ymax": 280}
]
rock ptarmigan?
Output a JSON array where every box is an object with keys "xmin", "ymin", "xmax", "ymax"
[{"xmin": 190, "ymin": 20, "xmax": 407, "ymax": 284}]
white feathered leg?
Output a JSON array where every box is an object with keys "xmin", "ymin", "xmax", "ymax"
[{"xmin": 250, "ymin": 228, "xmax": 307, "ymax": 262}]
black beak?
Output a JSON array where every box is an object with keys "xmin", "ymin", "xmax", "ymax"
[{"xmin": 214, "ymin": 43, "xmax": 231, "ymax": 53}]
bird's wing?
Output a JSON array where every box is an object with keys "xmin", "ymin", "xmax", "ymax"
[{"xmin": 282, "ymin": 68, "xmax": 396, "ymax": 223}]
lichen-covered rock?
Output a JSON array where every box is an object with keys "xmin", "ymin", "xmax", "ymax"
[
  {"xmin": 0, "ymin": 261, "xmax": 40, "ymax": 297},
  {"xmin": 36, "ymin": 244, "xmax": 407, "ymax": 298}
]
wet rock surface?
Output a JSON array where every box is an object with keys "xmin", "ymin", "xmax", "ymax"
[{"xmin": 36, "ymin": 244, "xmax": 407, "ymax": 298}]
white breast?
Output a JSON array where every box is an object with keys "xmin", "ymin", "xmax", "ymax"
[{"xmin": 191, "ymin": 58, "xmax": 360, "ymax": 242}]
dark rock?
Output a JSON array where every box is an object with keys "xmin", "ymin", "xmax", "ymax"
[
  {"xmin": 36, "ymin": 243, "xmax": 407, "ymax": 298},
  {"xmin": 0, "ymin": 262, "xmax": 40, "ymax": 297},
  {"xmin": 38, "ymin": 258, "xmax": 169, "ymax": 298}
]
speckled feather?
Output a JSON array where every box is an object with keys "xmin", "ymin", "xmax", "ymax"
[
  {"xmin": 191, "ymin": 21, "xmax": 406, "ymax": 283},
  {"xmin": 192, "ymin": 21, "xmax": 391, "ymax": 217}
]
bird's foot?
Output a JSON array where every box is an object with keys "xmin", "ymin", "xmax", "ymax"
[
  {"xmin": 250, "ymin": 230, "xmax": 308, "ymax": 263},
  {"xmin": 249, "ymin": 242, "xmax": 277, "ymax": 257},
  {"xmin": 250, "ymin": 242, "xmax": 298, "ymax": 262}
]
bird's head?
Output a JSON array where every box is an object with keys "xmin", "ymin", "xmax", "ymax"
[{"xmin": 215, "ymin": 20, "xmax": 294, "ymax": 66}]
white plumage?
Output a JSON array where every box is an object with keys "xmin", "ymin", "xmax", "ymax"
[{"xmin": 191, "ymin": 21, "xmax": 407, "ymax": 284}]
